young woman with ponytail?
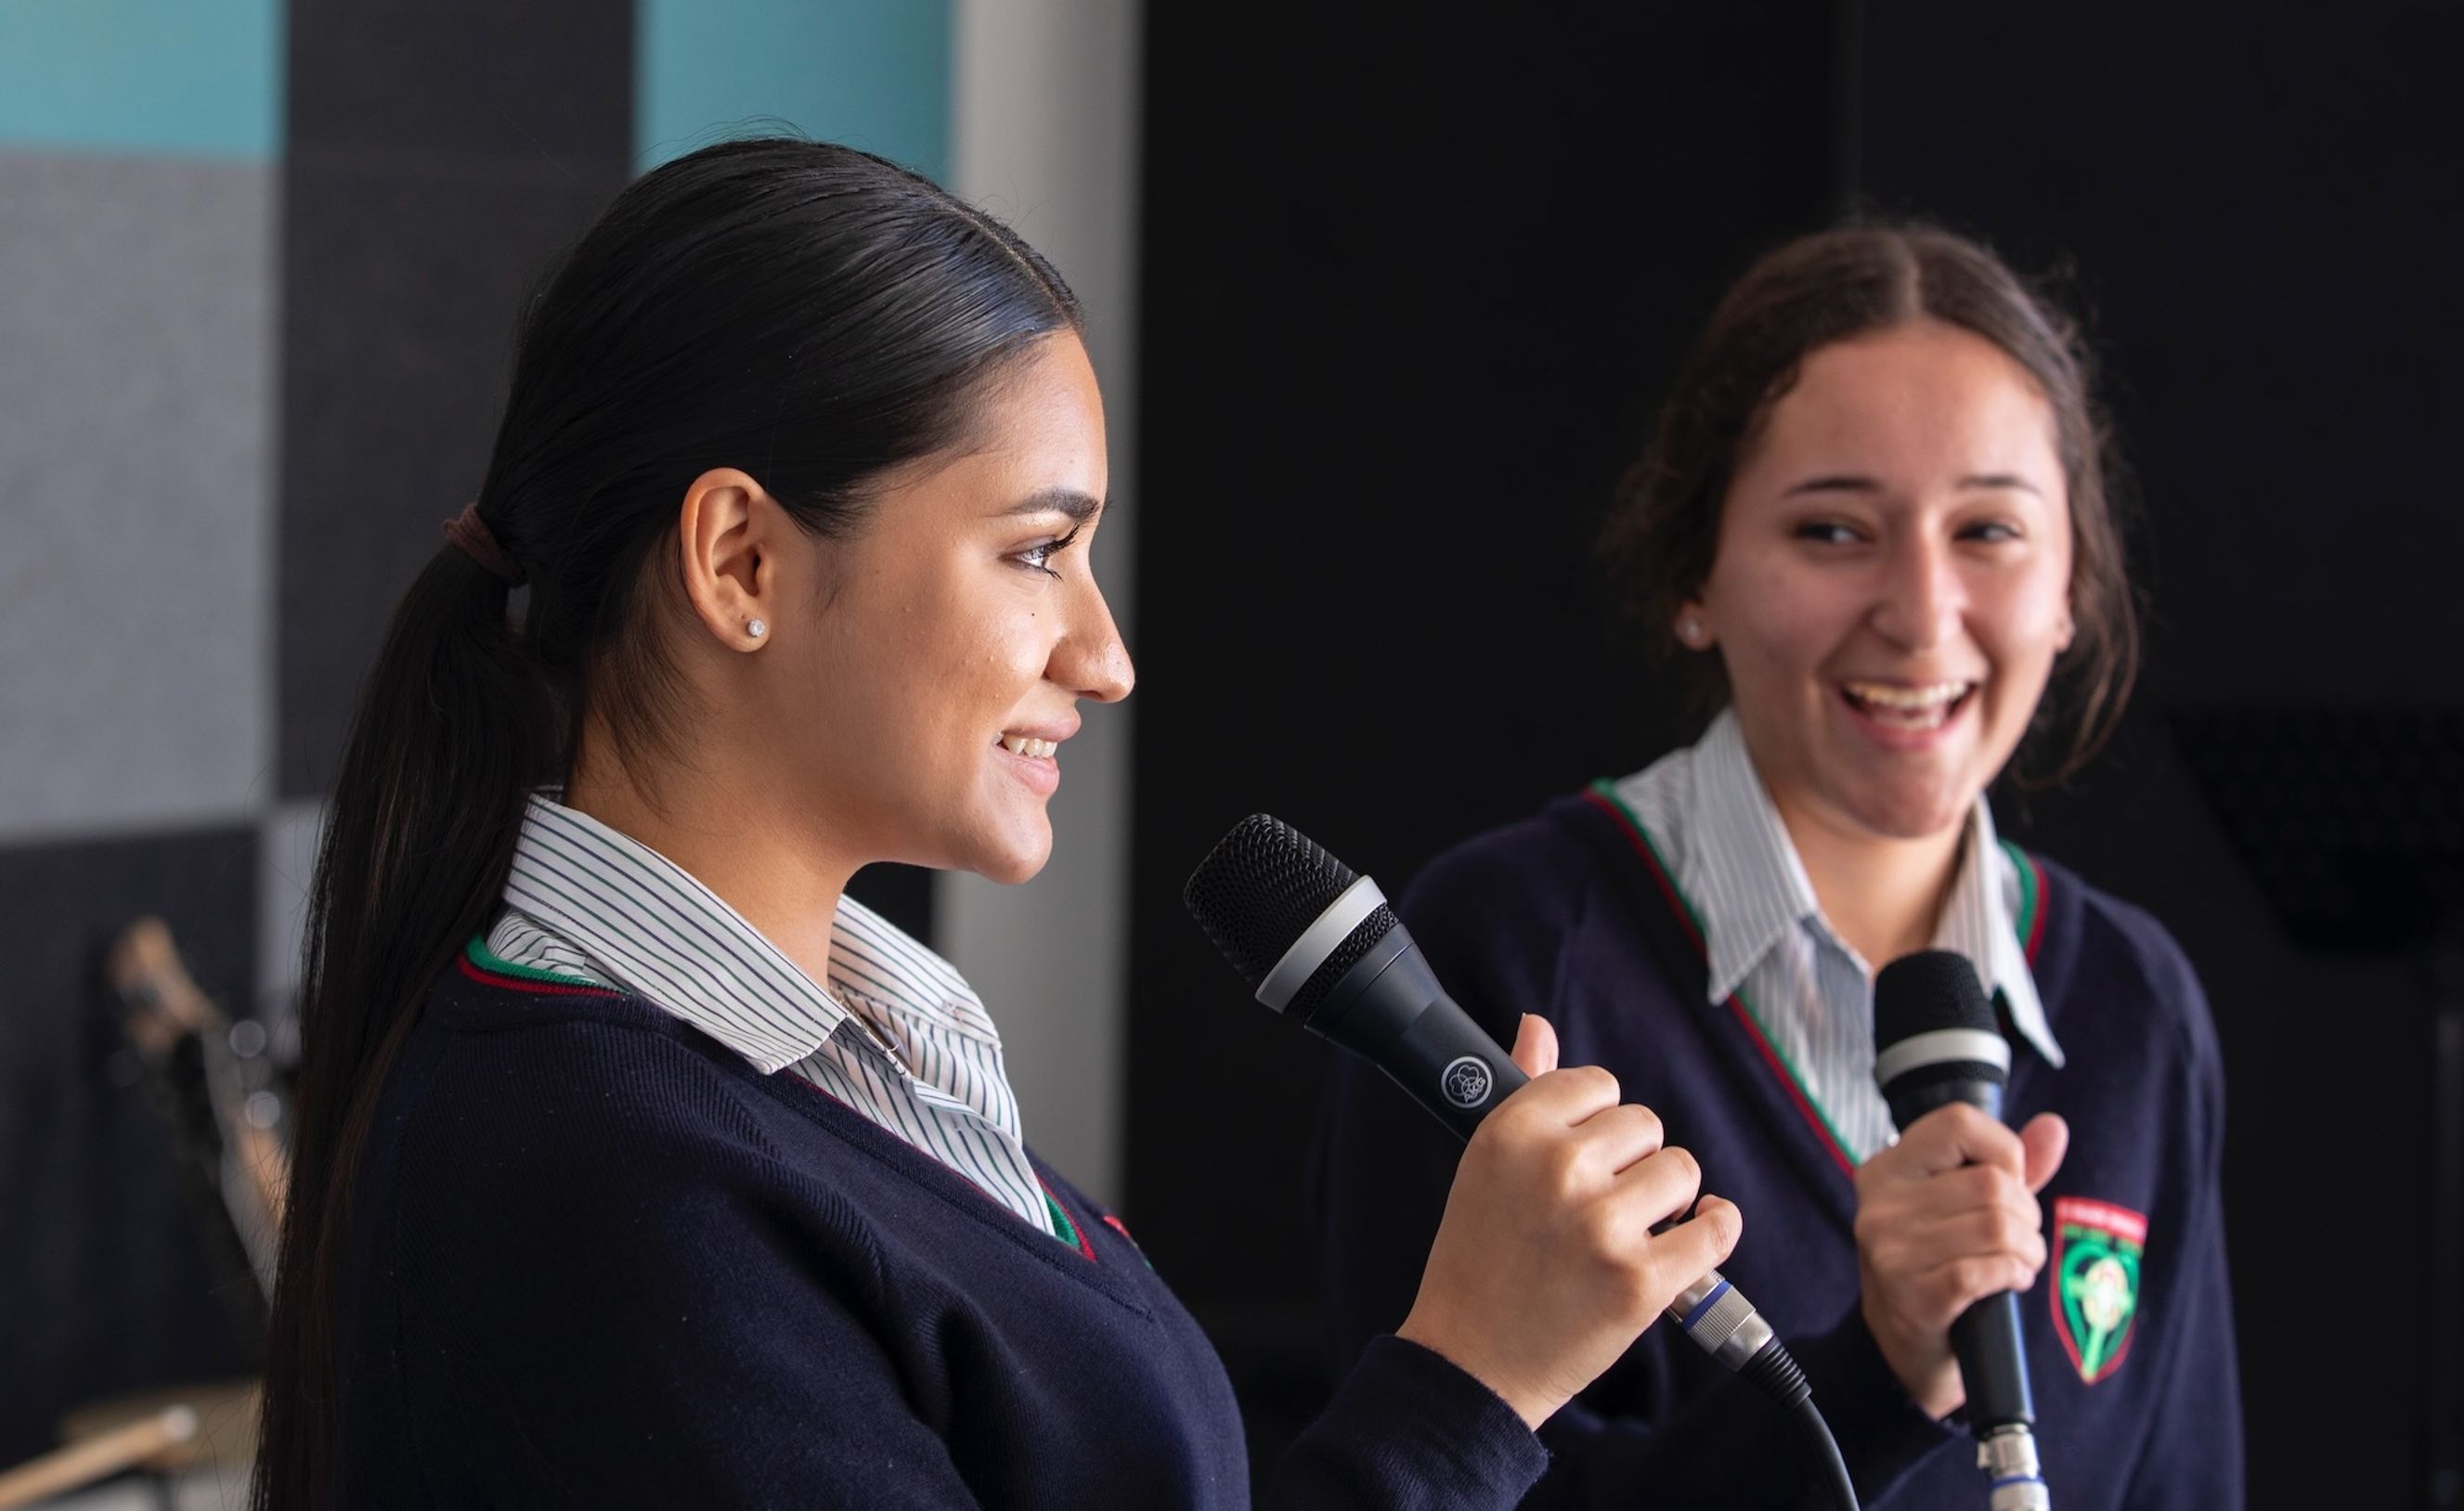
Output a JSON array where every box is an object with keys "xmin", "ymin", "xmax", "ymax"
[{"xmin": 253, "ymin": 138, "xmax": 1741, "ymax": 1509}]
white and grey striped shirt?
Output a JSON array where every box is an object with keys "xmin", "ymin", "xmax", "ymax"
[
  {"xmin": 1610, "ymin": 710, "xmax": 2064, "ymax": 1164},
  {"xmin": 483, "ymin": 794, "xmax": 1060, "ymax": 1239}
]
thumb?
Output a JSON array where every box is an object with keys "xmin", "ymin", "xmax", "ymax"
[
  {"xmin": 2019, "ymin": 1112, "xmax": 2070, "ymax": 1193},
  {"xmin": 1510, "ymin": 1014, "xmax": 1559, "ymax": 1078}
]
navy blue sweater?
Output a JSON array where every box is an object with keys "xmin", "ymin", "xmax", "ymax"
[
  {"xmin": 334, "ymin": 945, "xmax": 1549, "ymax": 1508},
  {"xmin": 1314, "ymin": 791, "xmax": 2243, "ymax": 1509}
]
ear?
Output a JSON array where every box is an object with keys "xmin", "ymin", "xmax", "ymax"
[
  {"xmin": 2054, "ymin": 598, "xmax": 2077, "ymax": 654},
  {"xmin": 675, "ymin": 467, "xmax": 782, "ymax": 652}
]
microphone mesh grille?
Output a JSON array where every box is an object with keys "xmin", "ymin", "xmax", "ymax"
[
  {"xmin": 1873, "ymin": 950, "xmax": 1999, "ymax": 1047},
  {"xmin": 1184, "ymin": 815, "xmax": 1361, "ymax": 989}
]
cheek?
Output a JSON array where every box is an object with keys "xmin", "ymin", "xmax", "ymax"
[
  {"xmin": 914, "ymin": 599, "xmax": 1057, "ymax": 756},
  {"xmin": 1980, "ymin": 567, "xmax": 2074, "ymax": 676},
  {"xmin": 1710, "ymin": 562, "xmax": 1856, "ymax": 683}
]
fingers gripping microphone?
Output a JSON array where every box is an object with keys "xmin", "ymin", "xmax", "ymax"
[
  {"xmin": 1183, "ymin": 816, "xmax": 1798, "ymax": 1397},
  {"xmin": 1874, "ymin": 952, "xmax": 2049, "ymax": 1511}
]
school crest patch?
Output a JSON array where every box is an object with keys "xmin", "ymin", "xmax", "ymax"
[{"xmin": 2051, "ymin": 1196, "xmax": 2146, "ymax": 1385}]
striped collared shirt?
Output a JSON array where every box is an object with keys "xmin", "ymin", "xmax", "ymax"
[
  {"xmin": 484, "ymin": 794, "xmax": 1060, "ymax": 1239},
  {"xmin": 1610, "ymin": 710, "xmax": 2064, "ymax": 1163}
]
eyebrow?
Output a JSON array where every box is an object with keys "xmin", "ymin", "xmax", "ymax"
[
  {"xmin": 1782, "ymin": 472, "xmax": 2043, "ymax": 497},
  {"xmin": 999, "ymin": 486, "xmax": 1106, "ymax": 523}
]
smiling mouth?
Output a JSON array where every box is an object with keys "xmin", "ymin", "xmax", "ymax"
[
  {"xmin": 997, "ymin": 734, "xmax": 1058, "ymax": 759},
  {"xmin": 1839, "ymin": 679, "xmax": 1978, "ymax": 731}
]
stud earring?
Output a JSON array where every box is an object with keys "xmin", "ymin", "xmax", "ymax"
[
  {"xmin": 1679, "ymin": 616, "xmax": 1705, "ymax": 646},
  {"xmin": 746, "ymin": 619, "xmax": 767, "ymax": 639}
]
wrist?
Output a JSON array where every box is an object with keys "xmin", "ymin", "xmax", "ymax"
[
  {"xmin": 1859, "ymin": 1295, "xmax": 1964, "ymax": 1420},
  {"xmin": 1395, "ymin": 1311, "xmax": 1557, "ymax": 1430}
]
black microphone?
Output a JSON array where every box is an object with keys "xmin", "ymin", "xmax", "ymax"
[
  {"xmin": 1183, "ymin": 814, "xmax": 1799, "ymax": 1396},
  {"xmin": 1873, "ymin": 950, "xmax": 2050, "ymax": 1511}
]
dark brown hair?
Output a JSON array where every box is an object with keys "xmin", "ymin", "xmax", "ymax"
[
  {"xmin": 253, "ymin": 138, "xmax": 1080, "ymax": 1510},
  {"xmin": 1600, "ymin": 223, "xmax": 2139, "ymax": 783}
]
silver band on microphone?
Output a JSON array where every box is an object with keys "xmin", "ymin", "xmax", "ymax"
[
  {"xmin": 1873, "ymin": 1027, "xmax": 2010, "ymax": 1087},
  {"xmin": 1256, "ymin": 875, "xmax": 1386, "ymax": 1011}
]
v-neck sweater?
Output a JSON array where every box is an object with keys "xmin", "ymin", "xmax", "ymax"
[
  {"xmin": 1312, "ymin": 791, "xmax": 2242, "ymax": 1510},
  {"xmin": 487, "ymin": 793, "xmax": 1059, "ymax": 1237},
  {"xmin": 333, "ymin": 946, "xmax": 1548, "ymax": 1508}
]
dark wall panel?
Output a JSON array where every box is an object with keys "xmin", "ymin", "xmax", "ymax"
[
  {"xmin": 1131, "ymin": 0, "xmax": 1835, "ymax": 1438},
  {"xmin": 277, "ymin": 0, "xmax": 635, "ymax": 799},
  {"xmin": 0, "ymin": 828, "xmax": 260, "ymax": 1464}
]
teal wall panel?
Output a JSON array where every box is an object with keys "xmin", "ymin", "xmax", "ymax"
[
  {"xmin": 637, "ymin": 0, "xmax": 949, "ymax": 180},
  {"xmin": 0, "ymin": 0, "xmax": 283, "ymax": 160}
]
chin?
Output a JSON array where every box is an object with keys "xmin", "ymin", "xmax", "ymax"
[
  {"xmin": 974, "ymin": 853, "xmax": 1049, "ymax": 886},
  {"xmin": 1838, "ymin": 780, "xmax": 1976, "ymax": 844},
  {"xmin": 962, "ymin": 822, "xmax": 1054, "ymax": 885}
]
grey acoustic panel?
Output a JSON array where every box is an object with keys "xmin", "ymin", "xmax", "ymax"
[
  {"xmin": 0, "ymin": 824, "xmax": 261, "ymax": 1465},
  {"xmin": 0, "ymin": 154, "xmax": 274, "ymax": 843},
  {"xmin": 276, "ymin": 152, "xmax": 625, "ymax": 795},
  {"xmin": 286, "ymin": 0, "xmax": 632, "ymax": 163}
]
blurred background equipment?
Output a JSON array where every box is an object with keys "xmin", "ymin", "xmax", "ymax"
[
  {"xmin": 0, "ymin": 1404, "xmax": 198, "ymax": 1511},
  {"xmin": 0, "ymin": 918, "xmax": 280, "ymax": 1508},
  {"xmin": 107, "ymin": 918, "xmax": 291, "ymax": 1315},
  {"xmin": 0, "ymin": 1382, "xmax": 260, "ymax": 1511}
]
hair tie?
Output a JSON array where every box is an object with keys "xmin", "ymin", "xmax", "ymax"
[{"xmin": 443, "ymin": 501, "xmax": 525, "ymax": 586}]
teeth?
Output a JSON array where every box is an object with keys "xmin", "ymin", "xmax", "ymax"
[
  {"xmin": 999, "ymin": 734, "xmax": 1058, "ymax": 759},
  {"xmin": 1842, "ymin": 679, "xmax": 1969, "ymax": 711}
]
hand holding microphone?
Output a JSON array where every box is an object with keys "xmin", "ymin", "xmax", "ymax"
[
  {"xmin": 1187, "ymin": 815, "xmax": 1861, "ymax": 1510},
  {"xmin": 1396, "ymin": 1011, "xmax": 1742, "ymax": 1429},
  {"xmin": 1870, "ymin": 950, "xmax": 2068, "ymax": 1509},
  {"xmin": 1852, "ymin": 1098, "xmax": 2067, "ymax": 1419}
]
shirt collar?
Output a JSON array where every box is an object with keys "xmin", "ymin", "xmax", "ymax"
[
  {"xmin": 1686, "ymin": 711, "xmax": 1825, "ymax": 1004},
  {"xmin": 499, "ymin": 794, "xmax": 1001, "ymax": 1075},
  {"xmin": 1933, "ymin": 797, "xmax": 2064, "ymax": 1069},
  {"xmin": 1679, "ymin": 711, "xmax": 2063, "ymax": 1069}
]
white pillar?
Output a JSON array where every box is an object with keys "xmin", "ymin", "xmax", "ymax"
[{"xmin": 944, "ymin": 0, "xmax": 1143, "ymax": 1207}]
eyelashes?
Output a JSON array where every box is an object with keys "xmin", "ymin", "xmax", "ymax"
[
  {"xmin": 1016, "ymin": 525, "xmax": 1084, "ymax": 579},
  {"xmin": 1790, "ymin": 520, "xmax": 2027, "ymax": 547}
]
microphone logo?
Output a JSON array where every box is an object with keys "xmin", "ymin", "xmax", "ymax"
[{"xmin": 1439, "ymin": 1055, "xmax": 1495, "ymax": 1110}]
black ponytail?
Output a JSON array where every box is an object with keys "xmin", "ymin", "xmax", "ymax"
[{"xmin": 254, "ymin": 138, "xmax": 1079, "ymax": 1509}]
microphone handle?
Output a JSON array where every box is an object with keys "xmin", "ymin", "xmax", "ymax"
[
  {"xmin": 1309, "ymin": 925, "xmax": 1523, "ymax": 1139},
  {"xmin": 1885, "ymin": 1078, "xmax": 2039, "ymax": 1435},
  {"xmin": 1306, "ymin": 926, "xmax": 1776, "ymax": 1372}
]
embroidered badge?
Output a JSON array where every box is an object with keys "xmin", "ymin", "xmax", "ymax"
[{"xmin": 2051, "ymin": 1196, "xmax": 2146, "ymax": 1384}]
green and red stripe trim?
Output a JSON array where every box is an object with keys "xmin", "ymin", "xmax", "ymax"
[
  {"xmin": 460, "ymin": 936, "xmax": 622, "ymax": 996},
  {"xmin": 1039, "ymin": 1177, "xmax": 1097, "ymax": 1262},
  {"xmin": 2003, "ymin": 838, "xmax": 2047, "ymax": 965}
]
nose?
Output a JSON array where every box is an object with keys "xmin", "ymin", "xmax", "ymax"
[
  {"xmin": 1870, "ymin": 532, "xmax": 1965, "ymax": 652},
  {"xmin": 1055, "ymin": 575, "xmax": 1135, "ymax": 704}
]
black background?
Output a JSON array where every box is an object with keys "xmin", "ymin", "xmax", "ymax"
[{"xmin": 1132, "ymin": 4, "xmax": 2463, "ymax": 1504}]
